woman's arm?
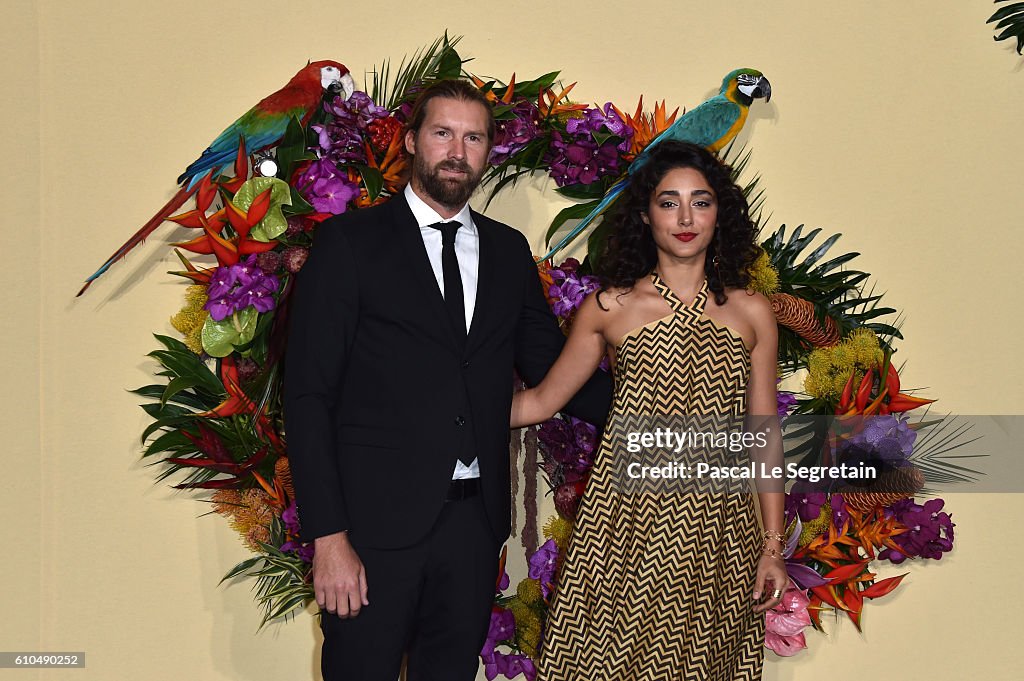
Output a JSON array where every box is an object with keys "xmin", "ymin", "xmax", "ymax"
[
  {"xmin": 743, "ymin": 293, "xmax": 788, "ymax": 613},
  {"xmin": 511, "ymin": 292, "xmax": 609, "ymax": 428}
]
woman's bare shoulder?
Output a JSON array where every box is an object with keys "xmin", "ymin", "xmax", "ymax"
[{"xmin": 724, "ymin": 287, "xmax": 774, "ymax": 316}]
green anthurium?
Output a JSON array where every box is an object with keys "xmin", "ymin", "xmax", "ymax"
[
  {"xmin": 201, "ymin": 307, "xmax": 258, "ymax": 358},
  {"xmin": 232, "ymin": 177, "xmax": 292, "ymax": 241}
]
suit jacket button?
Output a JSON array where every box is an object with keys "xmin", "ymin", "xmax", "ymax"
[
  {"xmin": 461, "ymin": 361, "xmax": 470, "ymax": 369},
  {"xmin": 455, "ymin": 416, "xmax": 466, "ymax": 426}
]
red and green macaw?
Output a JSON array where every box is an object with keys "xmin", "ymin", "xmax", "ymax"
[
  {"xmin": 77, "ymin": 60, "xmax": 354, "ymax": 296},
  {"xmin": 541, "ymin": 68, "xmax": 772, "ymax": 261}
]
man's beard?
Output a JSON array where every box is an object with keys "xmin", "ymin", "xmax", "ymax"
[{"xmin": 413, "ymin": 154, "xmax": 485, "ymax": 211}]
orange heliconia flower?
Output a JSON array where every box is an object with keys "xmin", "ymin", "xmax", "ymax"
[
  {"xmin": 612, "ymin": 97, "xmax": 681, "ymax": 160},
  {"xmin": 538, "ymin": 83, "xmax": 589, "ymax": 119}
]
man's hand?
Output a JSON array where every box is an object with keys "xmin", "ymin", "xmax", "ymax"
[{"xmin": 313, "ymin": 531, "xmax": 369, "ymax": 617}]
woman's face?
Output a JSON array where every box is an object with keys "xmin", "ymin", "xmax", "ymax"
[{"xmin": 642, "ymin": 166, "xmax": 718, "ymax": 263}]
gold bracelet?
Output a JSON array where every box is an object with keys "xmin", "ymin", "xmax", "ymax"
[
  {"xmin": 761, "ymin": 546, "xmax": 785, "ymax": 560},
  {"xmin": 762, "ymin": 530, "xmax": 785, "ymax": 544}
]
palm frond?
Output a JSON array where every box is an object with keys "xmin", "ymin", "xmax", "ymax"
[
  {"xmin": 761, "ymin": 224, "xmax": 899, "ymax": 370},
  {"xmin": 988, "ymin": 1, "xmax": 1024, "ymax": 54},
  {"xmin": 368, "ymin": 33, "xmax": 466, "ymax": 111},
  {"xmin": 221, "ymin": 518, "xmax": 314, "ymax": 627}
]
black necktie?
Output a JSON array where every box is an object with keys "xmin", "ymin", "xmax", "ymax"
[{"xmin": 428, "ymin": 221, "xmax": 466, "ymax": 342}]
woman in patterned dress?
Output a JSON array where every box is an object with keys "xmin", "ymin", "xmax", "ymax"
[{"xmin": 511, "ymin": 141, "xmax": 787, "ymax": 680}]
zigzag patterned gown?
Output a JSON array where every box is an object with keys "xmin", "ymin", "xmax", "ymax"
[{"xmin": 539, "ymin": 273, "xmax": 764, "ymax": 681}]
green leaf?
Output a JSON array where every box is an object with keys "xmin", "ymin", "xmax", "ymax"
[
  {"xmin": 586, "ymin": 212, "xmax": 615, "ymax": 267},
  {"xmin": 146, "ymin": 349, "xmax": 223, "ymax": 395},
  {"xmin": 274, "ymin": 117, "xmax": 315, "ymax": 182},
  {"xmin": 201, "ymin": 308, "xmax": 258, "ymax": 358},
  {"xmin": 355, "ymin": 164, "xmax": 384, "ymax": 202},
  {"xmin": 131, "ymin": 384, "xmax": 212, "ymax": 410},
  {"xmin": 437, "ymin": 46, "xmax": 463, "ymax": 79},
  {"xmin": 143, "ymin": 429, "xmax": 195, "ymax": 458},
  {"xmin": 491, "ymin": 104, "xmax": 518, "ymax": 121},
  {"xmin": 283, "ymin": 185, "xmax": 313, "ymax": 217},
  {"xmin": 545, "ymin": 199, "xmax": 601, "ymax": 244},
  {"xmin": 141, "ymin": 414, "xmax": 199, "ymax": 444},
  {"xmin": 989, "ymin": 1, "xmax": 1024, "ymax": 53},
  {"xmin": 221, "ymin": 557, "xmax": 264, "ymax": 583},
  {"xmin": 555, "ymin": 181, "xmax": 609, "ymax": 200},
  {"xmin": 232, "ymin": 177, "xmax": 292, "ymax": 241},
  {"xmin": 161, "ymin": 376, "xmax": 202, "ymax": 408},
  {"xmin": 153, "ymin": 333, "xmax": 192, "ymax": 354},
  {"xmin": 509, "ymin": 71, "xmax": 559, "ymax": 99}
]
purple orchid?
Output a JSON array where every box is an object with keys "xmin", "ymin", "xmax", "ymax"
[
  {"xmin": 207, "ymin": 266, "xmax": 238, "ymax": 300},
  {"xmin": 537, "ymin": 416, "xmax": 595, "ymax": 478},
  {"xmin": 295, "ymin": 158, "xmax": 361, "ymax": 216},
  {"xmin": 849, "ymin": 415, "xmax": 917, "ymax": 465},
  {"xmin": 312, "ymin": 91, "xmax": 390, "ymax": 165},
  {"xmin": 279, "ymin": 502, "xmax": 315, "ymax": 562},
  {"xmin": 785, "ymin": 490, "xmax": 828, "ymax": 523},
  {"xmin": 780, "ymin": 517, "xmax": 830, "ymax": 589},
  {"xmin": 496, "ymin": 567, "xmax": 510, "ymax": 593},
  {"xmin": 481, "ymin": 651, "xmax": 537, "ymax": 681},
  {"xmin": 571, "ymin": 416, "xmax": 598, "ymax": 456},
  {"xmin": 490, "ymin": 101, "xmax": 541, "ymax": 165},
  {"xmin": 236, "ymin": 275, "xmax": 280, "ymax": 314},
  {"xmin": 830, "ymin": 493, "xmax": 850, "ymax": 529},
  {"xmin": 310, "ymin": 175, "xmax": 360, "ymax": 214},
  {"xmin": 549, "ymin": 267, "xmax": 601, "ymax": 319},
  {"xmin": 880, "ymin": 497, "xmax": 955, "ymax": 563},
  {"xmin": 528, "ymin": 539, "xmax": 560, "ymax": 597},
  {"xmin": 481, "ymin": 608, "xmax": 516, "ymax": 656},
  {"xmin": 203, "ymin": 255, "xmax": 281, "ymax": 321},
  {"xmin": 546, "ymin": 104, "xmax": 632, "ymax": 187},
  {"xmin": 777, "ymin": 391, "xmax": 798, "ymax": 419}
]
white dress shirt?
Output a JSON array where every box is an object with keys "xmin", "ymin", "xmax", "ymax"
[{"xmin": 403, "ymin": 184, "xmax": 480, "ymax": 480}]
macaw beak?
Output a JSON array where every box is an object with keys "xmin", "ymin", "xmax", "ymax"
[
  {"xmin": 325, "ymin": 73, "xmax": 356, "ymax": 101},
  {"xmin": 340, "ymin": 73, "xmax": 355, "ymax": 100},
  {"xmin": 753, "ymin": 76, "xmax": 772, "ymax": 103}
]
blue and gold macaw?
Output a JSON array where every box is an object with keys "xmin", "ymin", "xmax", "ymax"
[{"xmin": 542, "ymin": 68, "xmax": 772, "ymax": 261}]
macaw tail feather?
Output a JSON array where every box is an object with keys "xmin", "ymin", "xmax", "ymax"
[
  {"xmin": 540, "ymin": 177, "xmax": 629, "ymax": 262},
  {"xmin": 76, "ymin": 185, "xmax": 196, "ymax": 296}
]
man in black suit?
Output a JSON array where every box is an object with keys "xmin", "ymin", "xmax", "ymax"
[{"xmin": 283, "ymin": 79, "xmax": 610, "ymax": 681}]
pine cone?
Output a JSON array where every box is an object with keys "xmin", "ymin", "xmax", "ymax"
[
  {"xmin": 842, "ymin": 466, "xmax": 925, "ymax": 513},
  {"xmin": 770, "ymin": 293, "xmax": 841, "ymax": 347}
]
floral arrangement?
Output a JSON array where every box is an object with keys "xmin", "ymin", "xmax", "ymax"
[{"xmin": 111, "ymin": 34, "xmax": 977, "ymax": 678}]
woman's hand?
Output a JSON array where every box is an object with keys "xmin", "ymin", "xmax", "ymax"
[{"xmin": 752, "ymin": 551, "xmax": 789, "ymax": 613}]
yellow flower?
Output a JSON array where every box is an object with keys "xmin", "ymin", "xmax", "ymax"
[
  {"xmin": 804, "ymin": 330, "xmax": 882, "ymax": 401},
  {"xmin": 798, "ymin": 501, "xmax": 832, "ymax": 547},
  {"xmin": 543, "ymin": 515, "xmax": 573, "ymax": 550},
  {"xmin": 745, "ymin": 250, "xmax": 780, "ymax": 296},
  {"xmin": 516, "ymin": 578, "xmax": 544, "ymax": 605},
  {"xmin": 171, "ymin": 285, "xmax": 209, "ymax": 355},
  {"xmin": 184, "ymin": 284, "xmax": 208, "ymax": 306},
  {"xmin": 211, "ymin": 488, "xmax": 275, "ymax": 552},
  {"xmin": 848, "ymin": 328, "xmax": 883, "ymax": 367},
  {"xmin": 507, "ymin": 599, "xmax": 543, "ymax": 658}
]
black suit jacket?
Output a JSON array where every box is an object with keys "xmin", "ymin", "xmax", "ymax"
[{"xmin": 282, "ymin": 193, "xmax": 611, "ymax": 549}]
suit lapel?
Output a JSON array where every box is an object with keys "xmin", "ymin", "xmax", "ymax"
[
  {"xmin": 391, "ymin": 194, "xmax": 461, "ymax": 348},
  {"xmin": 466, "ymin": 209, "xmax": 496, "ymax": 353}
]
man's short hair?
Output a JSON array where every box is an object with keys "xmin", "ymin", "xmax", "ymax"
[{"xmin": 405, "ymin": 79, "xmax": 495, "ymax": 143}]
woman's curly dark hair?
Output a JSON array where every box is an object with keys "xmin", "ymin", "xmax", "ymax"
[{"xmin": 596, "ymin": 140, "xmax": 760, "ymax": 306}]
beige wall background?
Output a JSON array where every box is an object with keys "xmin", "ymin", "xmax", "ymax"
[{"xmin": 3, "ymin": 0, "xmax": 1021, "ymax": 679}]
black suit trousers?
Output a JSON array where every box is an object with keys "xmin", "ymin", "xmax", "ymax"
[{"xmin": 319, "ymin": 495, "xmax": 500, "ymax": 681}]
